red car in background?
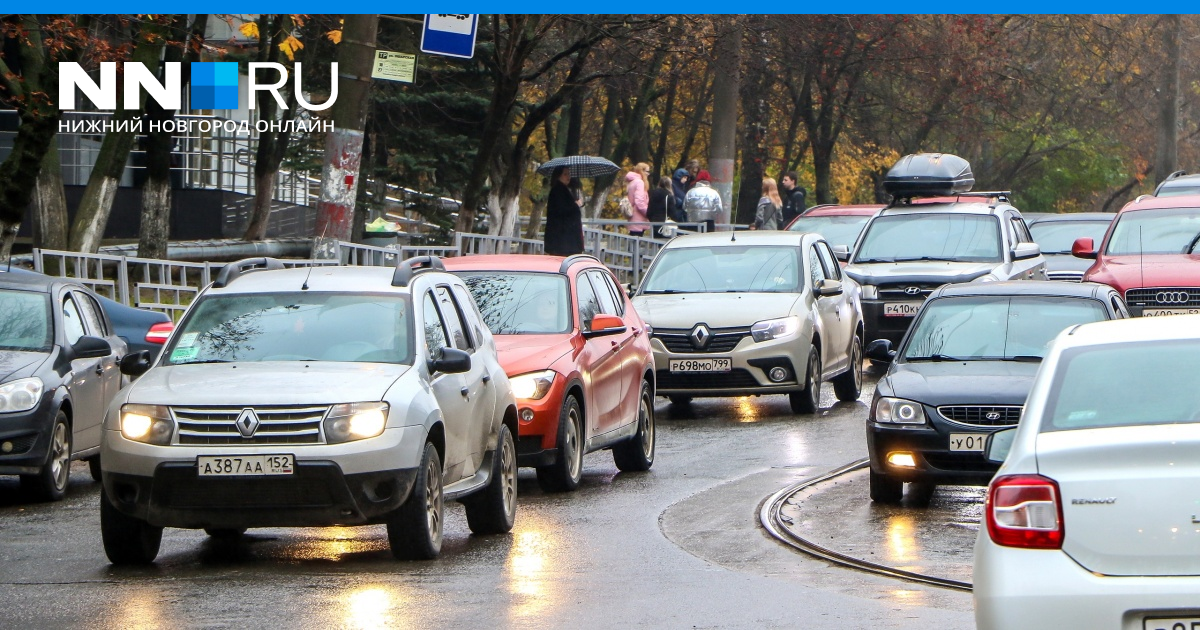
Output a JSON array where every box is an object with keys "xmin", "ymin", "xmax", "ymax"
[
  {"xmin": 785, "ymin": 204, "xmax": 884, "ymax": 263},
  {"xmin": 1074, "ymin": 193, "xmax": 1200, "ymax": 316},
  {"xmin": 443, "ymin": 254, "xmax": 656, "ymax": 492}
]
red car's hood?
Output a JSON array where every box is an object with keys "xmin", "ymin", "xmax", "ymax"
[
  {"xmin": 494, "ymin": 334, "xmax": 577, "ymax": 376},
  {"xmin": 1085, "ymin": 254, "xmax": 1200, "ymax": 291}
]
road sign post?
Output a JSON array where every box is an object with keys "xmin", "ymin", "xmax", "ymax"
[{"xmin": 420, "ymin": 14, "xmax": 478, "ymax": 59}]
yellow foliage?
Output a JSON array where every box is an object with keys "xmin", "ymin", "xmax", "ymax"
[
  {"xmin": 238, "ymin": 21, "xmax": 259, "ymax": 39},
  {"xmin": 279, "ymin": 35, "xmax": 304, "ymax": 61},
  {"xmin": 326, "ymin": 29, "xmax": 342, "ymax": 44}
]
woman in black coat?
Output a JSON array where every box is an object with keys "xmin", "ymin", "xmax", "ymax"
[
  {"xmin": 647, "ymin": 176, "xmax": 675, "ymax": 239},
  {"xmin": 543, "ymin": 166, "xmax": 584, "ymax": 256}
]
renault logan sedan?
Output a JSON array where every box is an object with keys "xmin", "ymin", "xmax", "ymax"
[
  {"xmin": 100, "ymin": 257, "xmax": 518, "ymax": 564},
  {"xmin": 974, "ymin": 315, "xmax": 1200, "ymax": 630},
  {"xmin": 632, "ymin": 231, "xmax": 864, "ymax": 414}
]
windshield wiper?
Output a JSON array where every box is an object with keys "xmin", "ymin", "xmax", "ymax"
[
  {"xmin": 893, "ymin": 256, "xmax": 962, "ymax": 262},
  {"xmin": 640, "ymin": 289, "xmax": 683, "ymax": 294},
  {"xmin": 853, "ymin": 257, "xmax": 895, "ymax": 264},
  {"xmin": 999, "ymin": 355, "xmax": 1043, "ymax": 362},
  {"xmin": 906, "ymin": 353, "xmax": 968, "ymax": 362},
  {"xmin": 175, "ymin": 359, "xmax": 231, "ymax": 365}
]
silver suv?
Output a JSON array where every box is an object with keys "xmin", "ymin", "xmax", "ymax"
[{"xmin": 100, "ymin": 257, "xmax": 518, "ymax": 564}]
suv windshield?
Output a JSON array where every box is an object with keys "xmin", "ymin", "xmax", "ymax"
[
  {"xmin": 1044, "ymin": 340, "xmax": 1200, "ymax": 432},
  {"xmin": 854, "ymin": 213, "xmax": 1002, "ymax": 263},
  {"xmin": 903, "ymin": 296, "xmax": 1107, "ymax": 361},
  {"xmin": 1105, "ymin": 208, "xmax": 1200, "ymax": 255},
  {"xmin": 163, "ymin": 292, "xmax": 413, "ymax": 365},
  {"xmin": 458, "ymin": 272, "xmax": 570, "ymax": 334},
  {"xmin": 1029, "ymin": 220, "xmax": 1111, "ymax": 254},
  {"xmin": 641, "ymin": 246, "xmax": 800, "ymax": 293},
  {"xmin": 788, "ymin": 215, "xmax": 872, "ymax": 248},
  {"xmin": 0, "ymin": 289, "xmax": 51, "ymax": 352}
]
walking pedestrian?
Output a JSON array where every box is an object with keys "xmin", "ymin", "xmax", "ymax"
[
  {"xmin": 753, "ymin": 177, "xmax": 784, "ymax": 231},
  {"xmin": 624, "ymin": 162, "xmax": 651, "ymax": 237},
  {"xmin": 780, "ymin": 171, "xmax": 808, "ymax": 226},
  {"xmin": 544, "ymin": 166, "xmax": 584, "ymax": 256},
  {"xmin": 648, "ymin": 176, "xmax": 677, "ymax": 239},
  {"xmin": 683, "ymin": 169, "xmax": 723, "ymax": 233},
  {"xmin": 671, "ymin": 168, "xmax": 690, "ymax": 213}
]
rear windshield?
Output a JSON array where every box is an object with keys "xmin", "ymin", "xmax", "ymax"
[
  {"xmin": 0, "ymin": 289, "xmax": 52, "ymax": 352},
  {"xmin": 1043, "ymin": 339, "xmax": 1200, "ymax": 432},
  {"xmin": 1029, "ymin": 220, "xmax": 1111, "ymax": 255},
  {"xmin": 163, "ymin": 292, "xmax": 413, "ymax": 365},
  {"xmin": 641, "ymin": 246, "xmax": 801, "ymax": 294},
  {"xmin": 788, "ymin": 215, "xmax": 872, "ymax": 249},
  {"xmin": 458, "ymin": 272, "xmax": 570, "ymax": 335},
  {"xmin": 854, "ymin": 213, "xmax": 1002, "ymax": 263}
]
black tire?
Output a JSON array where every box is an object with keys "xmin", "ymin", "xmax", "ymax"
[
  {"xmin": 869, "ymin": 469, "xmax": 904, "ymax": 504},
  {"xmin": 21, "ymin": 412, "xmax": 72, "ymax": 501},
  {"xmin": 101, "ymin": 489, "xmax": 163, "ymax": 565},
  {"xmin": 907, "ymin": 482, "xmax": 936, "ymax": 507},
  {"xmin": 387, "ymin": 443, "xmax": 444, "ymax": 560},
  {"xmin": 613, "ymin": 381, "xmax": 655, "ymax": 472},
  {"xmin": 831, "ymin": 335, "xmax": 863, "ymax": 403},
  {"xmin": 204, "ymin": 528, "xmax": 247, "ymax": 539},
  {"xmin": 789, "ymin": 348, "xmax": 821, "ymax": 415},
  {"xmin": 463, "ymin": 424, "xmax": 517, "ymax": 535},
  {"xmin": 668, "ymin": 395, "xmax": 692, "ymax": 406},
  {"xmin": 88, "ymin": 456, "xmax": 103, "ymax": 483},
  {"xmin": 536, "ymin": 396, "xmax": 584, "ymax": 493}
]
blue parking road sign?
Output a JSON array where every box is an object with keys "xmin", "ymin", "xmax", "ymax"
[{"xmin": 420, "ymin": 14, "xmax": 478, "ymax": 59}]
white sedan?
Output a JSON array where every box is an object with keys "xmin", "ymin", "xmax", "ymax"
[{"xmin": 973, "ymin": 315, "xmax": 1200, "ymax": 630}]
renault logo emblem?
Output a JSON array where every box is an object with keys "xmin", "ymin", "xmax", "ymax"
[
  {"xmin": 985, "ymin": 411, "xmax": 1002, "ymax": 421},
  {"xmin": 236, "ymin": 408, "xmax": 260, "ymax": 438},
  {"xmin": 904, "ymin": 286, "xmax": 922, "ymax": 295},
  {"xmin": 690, "ymin": 324, "xmax": 711, "ymax": 349},
  {"xmin": 1155, "ymin": 291, "xmax": 1190, "ymax": 304}
]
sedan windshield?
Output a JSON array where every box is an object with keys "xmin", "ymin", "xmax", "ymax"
[
  {"xmin": 853, "ymin": 214, "xmax": 1002, "ymax": 263},
  {"xmin": 788, "ymin": 215, "xmax": 872, "ymax": 249},
  {"xmin": 1029, "ymin": 220, "xmax": 1111, "ymax": 254},
  {"xmin": 163, "ymin": 292, "xmax": 412, "ymax": 365},
  {"xmin": 0, "ymin": 290, "xmax": 52, "ymax": 352},
  {"xmin": 1105, "ymin": 208, "xmax": 1200, "ymax": 255},
  {"xmin": 458, "ymin": 272, "xmax": 570, "ymax": 335},
  {"xmin": 640, "ymin": 246, "xmax": 800, "ymax": 293},
  {"xmin": 1045, "ymin": 340, "xmax": 1200, "ymax": 432},
  {"xmin": 903, "ymin": 296, "xmax": 1108, "ymax": 361}
]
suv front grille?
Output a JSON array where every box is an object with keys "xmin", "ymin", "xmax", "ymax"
[
  {"xmin": 878, "ymin": 283, "xmax": 943, "ymax": 299},
  {"xmin": 172, "ymin": 405, "xmax": 329, "ymax": 445},
  {"xmin": 937, "ymin": 405, "xmax": 1022, "ymax": 427},
  {"xmin": 1124, "ymin": 287, "xmax": 1200, "ymax": 307},
  {"xmin": 652, "ymin": 326, "xmax": 750, "ymax": 354}
]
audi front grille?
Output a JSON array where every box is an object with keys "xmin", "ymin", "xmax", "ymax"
[{"xmin": 1124, "ymin": 287, "xmax": 1200, "ymax": 307}]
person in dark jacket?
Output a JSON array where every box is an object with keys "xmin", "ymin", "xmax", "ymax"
[
  {"xmin": 780, "ymin": 171, "xmax": 808, "ymax": 226},
  {"xmin": 648, "ymin": 176, "xmax": 676, "ymax": 239},
  {"xmin": 671, "ymin": 168, "xmax": 690, "ymax": 214},
  {"xmin": 544, "ymin": 166, "xmax": 584, "ymax": 256}
]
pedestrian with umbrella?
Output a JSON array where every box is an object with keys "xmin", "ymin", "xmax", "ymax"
[{"xmin": 537, "ymin": 156, "xmax": 619, "ymax": 256}]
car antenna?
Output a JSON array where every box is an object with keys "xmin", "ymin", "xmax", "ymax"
[{"xmin": 1139, "ymin": 225, "xmax": 1144, "ymax": 291}]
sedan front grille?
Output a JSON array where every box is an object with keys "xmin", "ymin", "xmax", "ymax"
[
  {"xmin": 1046, "ymin": 270, "xmax": 1084, "ymax": 282},
  {"xmin": 937, "ymin": 405, "xmax": 1022, "ymax": 427},
  {"xmin": 656, "ymin": 368, "xmax": 760, "ymax": 390},
  {"xmin": 652, "ymin": 326, "xmax": 750, "ymax": 354},
  {"xmin": 172, "ymin": 405, "xmax": 329, "ymax": 445},
  {"xmin": 1124, "ymin": 287, "xmax": 1200, "ymax": 307}
]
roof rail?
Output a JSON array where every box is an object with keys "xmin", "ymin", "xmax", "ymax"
[
  {"xmin": 885, "ymin": 190, "xmax": 1012, "ymax": 210},
  {"xmin": 558, "ymin": 254, "xmax": 601, "ymax": 274},
  {"xmin": 800, "ymin": 204, "xmax": 837, "ymax": 215},
  {"xmin": 392, "ymin": 255, "xmax": 445, "ymax": 288},
  {"xmin": 1165, "ymin": 170, "xmax": 1187, "ymax": 182},
  {"xmin": 212, "ymin": 257, "xmax": 286, "ymax": 288}
]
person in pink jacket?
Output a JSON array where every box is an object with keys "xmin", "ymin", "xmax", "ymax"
[{"xmin": 625, "ymin": 163, "xmax": 651, "ymax": 236}]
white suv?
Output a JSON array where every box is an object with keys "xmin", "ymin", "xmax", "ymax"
[{"xmin": 100, "ymin": 257, "xmax": 518, "ymax": 564}]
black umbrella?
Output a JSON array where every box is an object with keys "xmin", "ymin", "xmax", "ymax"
[{"xmin": 536, "ymin": 155, "xmax": 620, "ymax": 178}]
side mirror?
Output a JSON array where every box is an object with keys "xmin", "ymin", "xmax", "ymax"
[
  {"xmin": 865, "ymin": 339, "xmax": 896, "ymax": 362},
  {"xmin": 814, "ymin": 278, "xmax": 844, "ymax": 297},
  {"xmin": 831, "ymin": 245, "xmax": 850, "ymax": 262},
  {"xmin": 1071, "ymin": 237, "xmax": 1097, "ymax": 260},
  {"xmin": 71, "ymin": 335, "xmax": 112, "ymax": 360},
  {"xmin": 119, "ymin": 350, "xmax": 153, "ymax": 377},
  {"xmin": 985, "ymin": 427, "xmax": 1018, "ymax": 464},
  {"xmin": 583, "ymin": 314, "xmax": 626, "ymax": 338},
  {"xmin": 1012, "ymin": 242, "xmax": 1041, "ymax": 260},
  {"xmin": 429, "ymin": 347, "xmax": 471, "ymax": 374}
]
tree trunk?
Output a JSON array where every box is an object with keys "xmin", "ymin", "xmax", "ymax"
[
  {"xmin": 313, "ymin": 14, "xmax": 379, "ymax": 257},
  {"xmin": 244, "ymin": 15, "xmax": 297, "ymax": 241},
  {"xmin": 1154, "ymin": 14, "xmax": 1181, "ymax": 186},
  {"xmin": 708, "ymin": 20, "xmax": 742, "ymax": 226},
  {"xmin": 244, "ymin": 170, "xmax": 280, "ymax": 241},
  {"xmin": 0, "ymin": 17, "xmax": 60, "ymax": 227},
  {"xmin": 652, "ymin": 68, "xmax": 679, "ymax": 182},
  {"xmin": 813, "ymin": 140, "xmax": 834, "ymax": 205},
  {"xmin": 736, "ymin": 22, "xmax": 771, "ymax": 226},
  {"xmin": 31, "ymin": 142, "xmax": 69, "ymax": 251},
  {"xmin": 0, "ymin": 221, "xmax": 18, "ymax": 263}
]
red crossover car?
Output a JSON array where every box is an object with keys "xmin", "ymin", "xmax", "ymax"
[
  {"xmin": 1074, "ymin": 194, "xmax": 1200, "ymax": 316},
  {"xmin": 785, "ymin": 205, "xmax": 884, "ymax": 263},
  {"xmin": 443, "ymin": 254, "xmax": 656, "ymax": 492}
]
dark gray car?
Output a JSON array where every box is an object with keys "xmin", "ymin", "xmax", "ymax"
[{"xmin": 1027, "ymin": 213, "xmax": 1115, "ymax": 282}]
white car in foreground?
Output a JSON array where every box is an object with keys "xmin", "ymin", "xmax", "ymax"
[{"xmin": 974, "ymin": 315, "xmax": 1200, "ymax": 630}]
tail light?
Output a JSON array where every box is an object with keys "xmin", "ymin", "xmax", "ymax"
[
  {"xmin": 985, "ymin": 474, "xmax": 1064, "ymax": 549},
  {"xmin": 145, "ymin": 322, "xmax": 174, "ymax": 345}
]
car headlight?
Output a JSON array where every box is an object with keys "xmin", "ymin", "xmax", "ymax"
[
  {"xmin": 860, "ymin": 285, "xmax": 879, "ymax": 300},
  {"xmin": 324, "ymin": 402, "xmax": 389, "ymax": 444},
  {"xmin": 973, "ymin": 273, "xmax": 1000, "ymax": 283},
  {"xmin": 510, "ymin": 370, "xmax": 557, "ymax": 400},
  {"xmin": 120, "ymin": 404, "xmax": 174, "ymax": 445},
  {"xmin": 0, "ymin": 377, "xmax": 44, "ymax": 413},
  {"xmin": 874, "ymin": 397, "xmax": 926, "ymax": 425},
  {"xmin": 751, "ymin": 316, "xmax": 801, "ymax": 342}
]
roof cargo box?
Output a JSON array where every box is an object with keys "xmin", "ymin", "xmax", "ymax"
[{"xmin": 884, "ymin": 153, "xmax": 974, "ymax": 198}]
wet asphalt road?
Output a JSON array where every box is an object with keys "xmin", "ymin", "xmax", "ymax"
[{"xmin": 0, "ymin": 373, "xmax": 976, "ymax": 629}]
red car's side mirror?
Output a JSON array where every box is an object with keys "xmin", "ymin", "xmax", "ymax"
[
  {"xmin": 1071, "ymin": 237, "xmax": 1097, "ymax": 260},
  {"xmin": 583, "ymin": 314, "xmax": 626, "ymax": 338}
]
